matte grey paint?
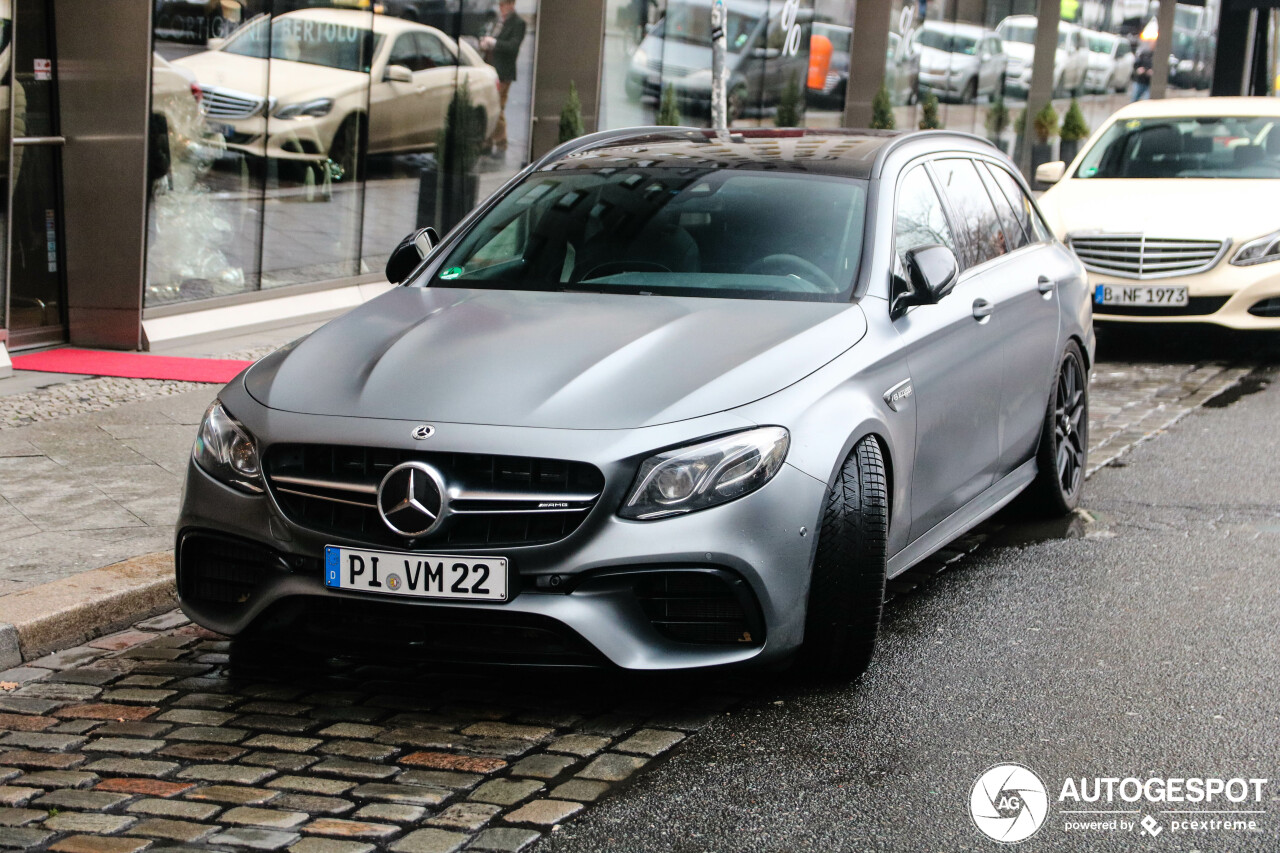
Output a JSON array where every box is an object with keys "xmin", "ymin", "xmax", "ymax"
[{"xmin": 178, "ymin": 129, "xmax": 1093, "ymax": 671}]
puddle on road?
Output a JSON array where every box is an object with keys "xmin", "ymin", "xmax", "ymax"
[
  {"xmin": 985, "ymin": 509, "xmax": 1096, "ymax": 547},
  {"xmin": 1203, "ymin": 369, "xmax": 1274, "ymax": 409}
]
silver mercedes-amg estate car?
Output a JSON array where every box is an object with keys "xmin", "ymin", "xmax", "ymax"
[{"xmin": 178, "ymin": 127, "xmax": 1092, "ymax": 676}]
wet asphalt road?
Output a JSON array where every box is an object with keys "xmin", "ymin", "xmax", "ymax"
[{"xmin": 536, "ymin": 333, "xmax": 1280, "ymax": 853}]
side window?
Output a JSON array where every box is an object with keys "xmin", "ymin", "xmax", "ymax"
[
  {"xmin": 417, "ymin": 33, "xmax": 456, "ymax": 68},
  {"xmin": 975, "ymin": 161, "xmax": 1028, "ymax": 251},
  {"xmin": 983, "ymin": 162, "xmax": 1054, "ymax": 243},
  {"xmin": 895, "ymin": 165, "xmax": 958, "ymax": 265},
  {"xmin": 932, "ymin": 158, "xmax": 1008, "ymax": 268},
  {"xmin": 388, "ymin": 34, "xmax": 423, "ymax": 72}
]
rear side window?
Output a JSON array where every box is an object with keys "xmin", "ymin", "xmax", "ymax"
[
  {"xmin": 932, "ymin": 158, "xmax": 1008, "ymax": 268},
  {"xmin": 894, "ymin": 165, "xmax": 957, "ymax": 263},
  {"xmin": 983, "ymin": 162, "xmax": 1054, "ymax": 243},
  {"xmin": 976, "ymin": 162, "xmax": 1028, "ymax": 251}
]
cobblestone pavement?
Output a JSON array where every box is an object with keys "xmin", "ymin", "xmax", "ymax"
[{"xmin": 0, "ymin": 610, "xmax": 734, "ymax": 853}]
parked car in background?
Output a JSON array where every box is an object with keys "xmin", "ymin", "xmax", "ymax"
[
  {"xmin": 806, "ymin": 22, "xmax": 918, "ymax": 109},
  {"xmin": 995, "ymin": 15, "xmax": 1089, "ymax": 97},
  {"xmin": 626, "ymin": 0, "xmax": 812, "ymax": 120},
  {"xmin": 174, "ymin": 9, "xmax": 499, "ymax": 180},
  {"xmin": 177, "ymin": 127, "xmax": 1092, "ymax": 677},
  {"xmin": 913, "ymin": 21, "xmax": 1007, "ymax": 104},
  {"xmin": 1037, "ymin": 97, "xmax": 1280, "ymax": 330},
  {"xmin": 1083, "ymin": 29, "xmax": 1134, "ymax": 93}
]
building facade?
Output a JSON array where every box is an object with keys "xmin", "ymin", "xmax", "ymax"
[{"xmin": 0, "ymin": 0, "xmax": 1266, "ymax": 374}]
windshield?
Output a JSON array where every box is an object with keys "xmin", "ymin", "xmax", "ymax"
[
  {"xmin": 999, "ymin": 24, "xmax": 1036, "ymax": 45},
  {"xmin": 222, "ymin": 15, "xmax": 380, "ymax": 72},
  {"xmin": 1057, "ymin": 29, "xmax": 1073, "ymax": 48},
  {"xmin": 1087, "ymin": 34, "xmax": 1114, "ymax": 53},
  {"xmin": 1075, "ymin": 116, "xmax": 1280, "ymax": 179},
  {"xmin": 427, "ymin": 167, "xmax": 868, "ymax": 302},
  {"xmin": 916, "ymin": 28, "xmax": 977, "ymax": 55},
  {"xmin": 662, "ymin": 3, "xmax": 759, "ymax": 52}
]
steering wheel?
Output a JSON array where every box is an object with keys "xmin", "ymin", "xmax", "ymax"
[
  {"xmin": 578, "ymin": 260, "xmax": 672, "ymax": 281},
  {"xmin": 744, "ymin": 254, "xmax": 837, "ymax": 293}
]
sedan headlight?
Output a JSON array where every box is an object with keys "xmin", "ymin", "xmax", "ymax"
[
  {"xmin": 193, "ymin": 401, "xmax": 263, "ymax": 493},
  {"xmin": 620, "ymin": 427, "xmax": 789, "ymax": 520},
  {"xmin": 275, "ymin": 98, "xmax": 334, "ymax": 120},
  {"xmin": 1231, "ymin": 230, "xmax": 1280, "ymax": 266}
]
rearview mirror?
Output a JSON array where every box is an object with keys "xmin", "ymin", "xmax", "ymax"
[
  {"xmin": 385, "ymin": 64, "xmax": 414, "ymax": 84},
  {"xmin": 893, "ymin": 244, "xmax": 959, "ymax": 317},
  {"xmin": 385, "ymin": 227, "xmax": 439, "ymax": 284},
  {"xmin": 1035, "ymin": 160, "xmax": 1067, "ymax": 184}
]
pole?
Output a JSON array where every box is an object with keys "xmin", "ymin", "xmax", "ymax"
[{"xmin": 711, "ymin": 0, "xmax": 727, "ymax": 129}]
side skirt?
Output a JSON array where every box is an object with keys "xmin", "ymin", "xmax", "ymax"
[{"xmin": 886, "ymin": 457, "xmax": 1038, "ymax": 579}]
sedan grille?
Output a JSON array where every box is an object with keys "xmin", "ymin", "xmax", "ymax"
[
  {"xmin": 200, "ymin": 86, "xmax": 269, "ymax": 120},
  {"xmin": 1068, "ymin": 234, "xmax": 1227, "ymax": 280},
  {"xmin": 264, "ymin": 444, "xmax": 604, "ymax": 549}
]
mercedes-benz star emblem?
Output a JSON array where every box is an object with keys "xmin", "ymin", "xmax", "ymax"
[
  {"xmin": 411, "ymin": 424, "xmax": 435, "ymax": 440},
  {"xmin": 376, "ymin": 461, "xmax": 447, "ymax": 537}
]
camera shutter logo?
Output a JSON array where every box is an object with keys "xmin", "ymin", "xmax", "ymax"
[{"xmin": 970, "ymin": 763, "xmax": 1049, "ymax": 843}]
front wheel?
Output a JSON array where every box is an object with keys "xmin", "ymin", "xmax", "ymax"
[
  {"xmin": 1021, "ymin": 340, "xmax": 1088, "ymax": 516},
  {"xmin": 960, "ymin": 78, "xmax": 977, "ymax": 104},
  {"xmin": 327, "ymin": 114, "xmax": 365, "ymax": 183},
  {"xmin": 796, "ymin": 436, "xmax": 889, "ymax": 679}
]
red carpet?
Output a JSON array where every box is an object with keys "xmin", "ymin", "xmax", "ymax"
[{"xmin": 11, "ymin": 348, "xmax": 253, "ymax": 383}]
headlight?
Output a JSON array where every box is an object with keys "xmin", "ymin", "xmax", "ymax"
[
  {"xmin": 275, "ymin": 98, "xmax": 334, "ymax": 120},
  {"xmin": 1231, "ymin": 231, "xmax": 1280, "ymax": 266},
  {"xmin": 619, "ymin": 427, "xmax": 789, "ymax": 520},
  {"xmin": 193, "ymin": 401, "xmax": 263, "ymax": 493}
]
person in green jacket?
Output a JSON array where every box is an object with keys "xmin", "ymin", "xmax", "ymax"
[{"xmin": 480, "ymin": 0, "xmax": 527, "ymax": 153}]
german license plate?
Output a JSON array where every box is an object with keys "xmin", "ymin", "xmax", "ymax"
[
  {"xmin": 1095, "ymin": 284, "xmax": 1188, "ymax": 307},
  {"xmin": 324, "ymin": 546, "xmax": 508, "ymax": 602}
]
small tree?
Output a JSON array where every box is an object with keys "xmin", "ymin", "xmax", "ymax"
[
  {"xmin": 1060, "ymin": 98, "xmax": 1089, "ymax": 142},
  {"xmin": 558, "ymin": 81, "xmax": 585, "ymax": 144},
  {"xmin": 437, "ymin": 85, "xmax": 485, "ymax": 176},
  {"xmin": 775, "ymin": 71, "xmax": 804, "ymax": 128},
  {"xmin": 657, "ymin": 83, "xmax": 681, "ymax": 126},
  {"xmin": 1033, "ymin": 101, "xmax": 1060, "ymax": 144},
  {"xmin": 985, "ymin": 96, "xmax": 1009, "ymax": 139},
  {"xmin": 870, "ymin": 82, "xmax": 895, "ymax": 130},
  {"xmin": 918, "ymin": 93, "xmax": 941, "ymax": 130}
]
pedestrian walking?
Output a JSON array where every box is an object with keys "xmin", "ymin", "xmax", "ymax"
[
  {"xmin": 1130, "ymin": 40, "xmax": 1154, "ymax": 101},
  {"xmin": 480, "ymin": 0, "xmax": 527, "ymax": 154}
]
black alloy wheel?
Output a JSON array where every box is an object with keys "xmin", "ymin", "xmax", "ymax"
[{"xmin": 1022, "ymin": 340, "xmax": 1088, "ymax": 516}]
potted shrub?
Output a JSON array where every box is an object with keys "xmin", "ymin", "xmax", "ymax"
[
  {"xmin": 775, "ymin": 71, "xmax": 804, "ymax": 128},
  {"xmin": 870, "ymin": 82, "xmax": 895, "ymax": 131},
  {"xmin": 1059, "ymin": 98, "xmax": 1089, "ymax": 165},
  {"xmin": 559, "ymin": 81, "xmax": 585, "ymax": 144},
  {"xmin": 985, "ymin": 96, "xmax": 1009, "ymax": 154},
  {"xmin": 657, "ymin": 83, "xmax": 681, "ymax": 126},
  {"xmin": 1031, "ymin": 101, "xmax": 1059, "ymax": 180},
  {"xmin": 918, "ymin": 93, "xmax": 941, "ymax": 130},
  {"xmin": 434, "ymin": 85, "xmax": 486, "ymax": 233}
]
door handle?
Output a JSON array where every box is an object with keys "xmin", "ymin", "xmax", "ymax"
[
  {"xmin": 1037, "ymin": 275, "xmax": 1055, "ymax": 294},
  {"xmin": 972, "ymin": 298, "xmax": 993, "ymax": 320}
]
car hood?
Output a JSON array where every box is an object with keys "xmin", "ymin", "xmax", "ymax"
[
  {"xmin": 917, "ymin": 45, "xmax": 971, "ymax": 72},
  {"xmin": 1040, "ymin": 178, "xmax": 1278, "ymax": 241},
  {"xmin": 245, "ymin": 287, "xmax": 868, "ymax": 429},
  {"xmin": 174, "ymin": 50, "xmax": 362, "ymax": 102},
  {"xmin": 1002, "ymin": 41, "xmax": 1034, "ymax": 63}
]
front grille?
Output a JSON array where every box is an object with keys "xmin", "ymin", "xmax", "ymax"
[
  {"xmin": 200, "ymin": 86, "xmax": 268, "ymax": 120},
  {"xmin": 1069, "ymin": 234, "xmax": 1226, "ymax": 280},
  {"xmin": 178, "ymin": 531, "xmax": 289, "ymax": 608},
  {"xmin": 1094, "ymin": 296, "xmax": 1229, "ymax": 317},
  {"xmin": 1249, "ymin": 297, "xmax": 1280, "ymax": 318},
  {"xmin": 265, "ymin": 444, "xmax": 604, "ymax": 549},
  {"xmin": 633, "ymin": 570, "xmax": 763, "ymax": 646}
]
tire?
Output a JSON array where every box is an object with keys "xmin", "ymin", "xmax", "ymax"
[
  {"xmin": 797, "ymin": 436, "xmax": 889, "ymax": 679},
  {"xmin": 327, "ymin": 114, "xmax": 365, "ymax": 183},
  {"xmin": 997, "ymin": 73, "xmax": 1007, "ymax": 98},
  {"xmin": 960, "ymin": 78, "xmax": 977, "ymax": 104},
  {"xmin": 1021, "ymin": 340, "xmax": 1088, "ymax": 517}
]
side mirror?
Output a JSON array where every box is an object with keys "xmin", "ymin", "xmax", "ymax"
[
  {"xmin": 385, "ymin": 64, "xmax": 414, "ymax": 84},
  {"xmin": 385, "ymin": 227, "xmax": 439, "ymax": 284},
  {"xmin": 893, "ymin": 244, "xmax": 959, "ymax": 317},
  {"xmin": 1035, "ymin": 160, "xmax": 1067, "ymax": 184}
]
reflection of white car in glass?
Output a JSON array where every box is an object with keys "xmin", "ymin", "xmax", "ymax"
[
  {"xmin": 1082, "ymin": 30, "xmax": 1134, "ymax": 94},
  {"xmin": 996, "ymin": 15, "xmax": 1089, "ymax": 97},
  {"xmin": 1037, "ymin": 98, "xmax": 1280, "ymax": 330},
  {"xmin": 912, "ymin": 21, "xmax": 1007, "ymax": 104},
  {"xmin": 175, "ymin": 8, "xmax": 499, "ymax": 179}
]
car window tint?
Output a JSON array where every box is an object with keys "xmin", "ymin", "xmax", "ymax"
[
  {"xmin": 976, "ymin": 161, "xmax": 1028, "ymax": 251},
  {"xmin": 932, "ymin": 158, "xmax": 1008, "ymax": 268},
  {"xmin": 389, "ymin": 33, "xmax": 425, "ymax": 72},
  {"xmin": 894, "ymin": 165, "xmax": 957, "ymax": 262},
  {"xmin": 983, "ymin": 162, "xmax": 1053, "ymax": 243},
  {"xmin": 417, "ymin": 32, "xmax": 456, "ymax": 68}
]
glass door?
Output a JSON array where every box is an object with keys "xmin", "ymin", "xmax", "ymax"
[{"xmin": 6, "ymin": 0, "xmax": 66, "ymax": 350}]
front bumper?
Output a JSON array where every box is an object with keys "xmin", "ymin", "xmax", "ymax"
[
  {"xmin": 917, "ymin": 70, "xmax": 963, "ymax": 96},
  {"xmin": 177, "ymin": 427, "xmax": 827, "ymax": 670},
  {"xmin": 1086, "ymin": 261, "xmax": 1280, "ymax": 329},
  {"xmin": 207, "ymin": 114, "xmax": 342, "ymax": 164}
]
